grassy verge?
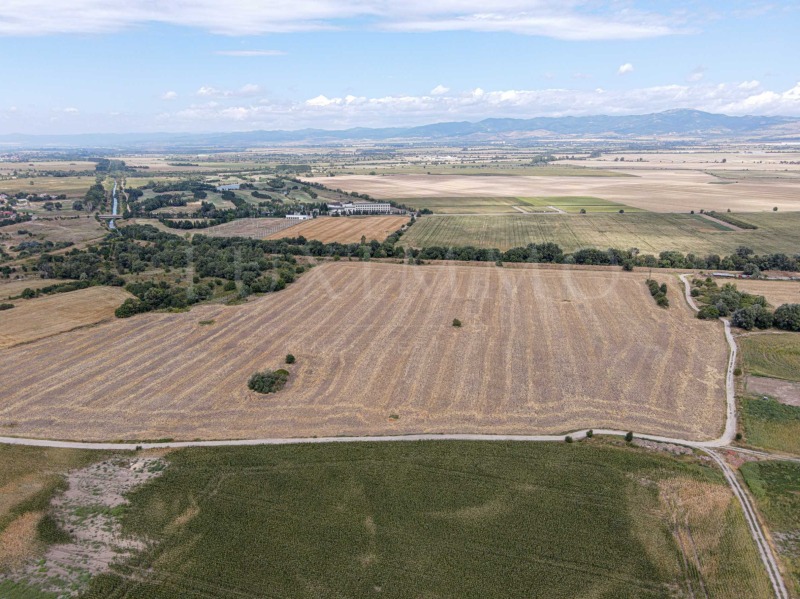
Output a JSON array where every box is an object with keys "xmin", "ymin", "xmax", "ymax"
[
  {"xmin": 741, "ymin": 396, "xmax": 800, "ymax": 454},
  {"xmin": 740, "ymin": 460, "xmax": 800, "ymax": 596},
  {"xmin": 79, "ymin": 441, "xmax": 770, "ymax": 598}
]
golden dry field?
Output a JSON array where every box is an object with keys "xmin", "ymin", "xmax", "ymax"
[
  {"xmin": 731, "ymin": 279, "xmax": 800, "ymax": 307},
  {"xmin": 309, "ymin": 170, "xmax": 800, "ymax": 213},
  {"xmin": 0, "ymin": 216, "xmax": 107, "ymax": 255},
  {"xmin": 264, "ymin": 215, "xmax": 409, "ymax": 243},
  {"xmin": 0, "ymin": 263, "xmax": 727, "ymax": 442},
  {"xmin": 0, "ymin": 287, "xmax": 132, "ymax": 349},
  {"xmin": 0, "ymin": 278, "xmax": 72, "ymax": 300},
  {"xmin": 199, "ymin": 218, "xmax": 300, "ymax": 239}
]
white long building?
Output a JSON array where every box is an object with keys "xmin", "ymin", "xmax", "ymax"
[{"xmin": 327, "ymin": 201, "xmax": 392, "ymax": 214}]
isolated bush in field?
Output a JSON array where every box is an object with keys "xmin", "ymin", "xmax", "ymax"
[
  {"xmin": 452, "ymin": 318, "xmax": 462, "ymax": 328},
  {"xmin": 565, "ymin": 436, "xmax": 573, "ymax": 443},
  {"xmin": 0, "ymin": 303, "xmax": 13, "ymax": 310},
  {"xmin": 586, "ymin": 429, "xmax": 594, "ymax": 438},
  {"xmin": 625, "ymin": 431, "xmax": 634, "ymax": 443},
  {"xmin": 774, "ymin": 304, "xmax": 800, "ymax": 331},
  {"xmin": 734, "ymin": 367, "xmax": 743, "ymax": 376},
  {"xmin": 248, "ymin": 369, "xmax": 290, "ymax": 394},
  {"xmin": 285, "ymin": 354, "xmax": 296, "ymax": 364}
]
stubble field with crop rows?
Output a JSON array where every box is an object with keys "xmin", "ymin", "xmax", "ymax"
[{"xmin": 0, "ymin": 263, "xmax": 727, "ymax": 441}]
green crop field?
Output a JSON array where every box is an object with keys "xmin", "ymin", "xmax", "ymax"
[
  {"xmin": 740, "ymin": 334, "xmax": 800, "ymax": 382},
  {"xmin": 80, "ymin": 441, "xmax": 770, "ymax": 599},
  {"xmin": 740, "ymin": 397, "xmax": 800, "ymax": 454},
  {"xmin": 517, "ymin": 196, "xmax": 645, "ymax": 213},
  {"xmin": 400, "ymin": 195, "xmax": 642, "ymax": 214},
  {"xmin": 740, "ymin": 460, "xmax": 800, "ymax": 595},
  {"xmin": 400, "ymin": 212, "xmax": 800, "ymax": 254}
]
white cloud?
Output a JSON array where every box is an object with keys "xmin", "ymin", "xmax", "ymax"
[
  {"xmin": 0, "ymin": 1, "xmax": 686, "ymax": 40},
  {"xmin": 430, "ymin": 84, "xmax": 450, "ymax": 95},
  {"xmin": 687, "ymin": 66, "xmax": 706, "ymax": 82},
  {"xmin": 160, "ymin": 90, "xmax": 178, "ymax": 100},
  {"xmin": 215, "ymin": 49, "xmax": 286, "ymax": 56},
  {"xmin": 738, "ymin": 80, "xmax": 760, "ymax": 90},
  {"xmin": 617, "ymin": 63, "xmax": 634, "ymax": 76},
  {"xmin": 62, "ymin": 107, "xmax": 79, "ymax": 113},
  {"xmin": 196, "ymin": 84, "xmax": 261, "ymax": 97}
]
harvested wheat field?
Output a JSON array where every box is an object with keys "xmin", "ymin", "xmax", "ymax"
[
  {"xmin": 199, "ymin": 218, "xmax": 300, "ymax": 239},
  {"xmin": 309, "ymin": 171, "xmax": 800, "ymax": 213},
  {"xmin": 265, "ymin": 215, "xmax": 409, "ymax": 243},
  {"xmin": 0, "ymin": 263, "xmax": 727, "ymax": 442},
  {"xmin": 0, "ymin": 287, "xmax": 131, "ymax": 349},
  {"xmin": 732, "ymin": 279, "xmax": 800, "ymax": 307}
]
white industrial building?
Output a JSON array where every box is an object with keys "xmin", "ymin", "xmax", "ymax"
[
  {"xmin": 286, "ymin": 213, "xmax": 312, "ymax": 220},
  {"xmin": 327, "ymin": 201, "xmax": 392, "ymax": 215}
]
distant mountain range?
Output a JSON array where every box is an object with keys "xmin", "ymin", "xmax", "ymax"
[{"xmin": 2, "ymin": 110, "xmax": 799, "ymax": 150}]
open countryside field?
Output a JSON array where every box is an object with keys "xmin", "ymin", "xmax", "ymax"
[
  {"xmin": 265, "ymin": 215, "xmax": 409, "ymax": 243},
  {"xmin": 740, "ymin": 460, "xmax": 800, "ymax": 595},
  {"xmin": 0, "ymin": 216, "xmax": 107, "ymax": 256},
  {"xmin": 401, "ymin": 195, "xmax": 641, "ymax": 214},
  {"xmin": 733, "ymin": 279, "xmax": 800, "ymax": 308},
  {"xmin": 199, "ymin": 218, "xmax": 299, "ymax": 239},
  {"xmin": 310, "ymin": 170, "xmax": 800, "ymax": 213},
  {"xmin": 0, "ymin": 278, "xmax": 73, "ymax": 301},
  {"xmin": 0, "ymin": 175, "xmax": 101, "ymax": 197},
  {"xmin": 400, "ymin": 212, "xmax": 800, "ymax": 254},
  {"xmin": 739, "ymin": 333, "xmax": 800, "ymax": 382},
  {"xmin": 0, "ymin": 263, "xmax": 727, "ymax": 442},
  {"xmin": 0, "ymin": 287, "xmax": 132, "ymax": 349},
  {"xmin": 77, "ymin": 442, "xmax": 771, "ymax": 599}
]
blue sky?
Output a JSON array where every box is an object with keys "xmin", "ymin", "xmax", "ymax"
[{"xmin": 0, "ymin": 0, "xmax": 798, "ymax": 134}]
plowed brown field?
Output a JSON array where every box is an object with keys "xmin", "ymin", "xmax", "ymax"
[
  {"xmin": 0, "ymin": 287, "xmax": 132, "ymax": 349},
  {"xmin": 0, "ymin": 263, "xmax": 727, "ymax": 441},
  {"xmin": 265, "ymin": 215, "xmax": 409, "ymax": 243}
]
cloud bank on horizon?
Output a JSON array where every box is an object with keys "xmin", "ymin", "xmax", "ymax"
[{"xmin": 0, "ymin": 0, "xmax": 797, "ymax": 133}]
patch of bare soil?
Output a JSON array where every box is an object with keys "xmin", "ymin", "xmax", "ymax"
[
  {"xmin": 746, "ymin": 376, "xmax": 800, "ymax": 407},
  {"xmin": 0, "ymin": 456, "xmax": 166, "ymax": 597}
]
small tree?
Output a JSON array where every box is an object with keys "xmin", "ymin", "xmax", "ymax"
[
  {"xmin": 586, "ymin": 429, "xmax": 594, "ymax": 438},
  {"xmin": 452, "ymin": 318, "xmax": 462, "ymax": 327},
  {"xmin": 624, "ymin": 431, "xmax": 634, "ymax": 443},
  {"xmin": 248, "ymin": 369, "xmax": 290, "ymax": 394},
  {"xmin": 565, "ymin": 435, "xmax": 573, "ymax": 443},
  {"xmin": 285, "ymin": 354, "xmax": 296, "ymax": 364}
]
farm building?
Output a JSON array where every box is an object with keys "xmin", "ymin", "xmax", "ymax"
[
  {"xmin": 286, "ymin": 214, "xmax": 312, "ymax": 220},
  {"xmin": 327, "ymin": 201, "xmax": 392, "ymax": 215}
]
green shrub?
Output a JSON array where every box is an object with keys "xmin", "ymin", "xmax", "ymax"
[
  {"xmin": 565, "ymin": 436, "xmax": 573, "ymax": 443},
  {"xmin": 774, "ymin": 304, "xmax": 800, "ymax": 331},
  {"xmin": 248, "ymin": 369, "xmax": 290, "ymax": 394},
  {"xmin": 0, "ymin": 303, "xmax": 13, "ymax": 310},
  {"xmin": 624, "ymin": 431, "xmax": 634, "ymax": 443},
  {"xmin": 452, "ymin": 318, "xmax": 462, "ymax": 328},
  {"xmin": 285, "ymin": 354, "xmax": 296, "ymax": 364}
]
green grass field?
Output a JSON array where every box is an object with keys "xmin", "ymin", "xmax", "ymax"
[
  {"xmin": 79, "ymin": 441, "xmax": 770, "ymax": 599},
  {"xmin": 400, "ymin": 196, "xmax": 642, "ymax": 215},
  {"xmin": 740, "ymin": 460, "xmax": 800, "ymax": 595},
  {"xmin": 739, "ymin": 334, "xmax": 800, "ymax": 382},
  {"xmin": 400, "ymin": 212, "xmax": 800, "ymax": 254},
  {"xmin": 741, "ymin": 397, "xmax": 800, "ymax": 454}
]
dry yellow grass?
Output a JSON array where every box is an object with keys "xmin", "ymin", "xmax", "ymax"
[
  {"xmin": 264, "ymin": 215, "xmax": 409, "ymax": 243},
  {"xmin": 200, "ymin": 218, "xmax": 300, "ymax": 239},
  {"xmin": 308, "ymin": 171, "xmax": 800, "ymax": 213},
  {"xmin": 0, "ymin": 263, "xmax": 727, "ymax": 442},
  {"xmin": 0, "ymin": 278, "xmax": 73, "ymax": 301},
  {"xmin": 0, "ymin": 287, "xmax": 132, "ymax": 349},
  {"xmin": 732, "ymin": 279, "xmax": 800, "ymax": 307}
]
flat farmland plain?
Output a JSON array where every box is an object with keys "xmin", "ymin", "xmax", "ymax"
[
  {"xmin": 0, "ymin": 286, "xmax": 132, "ymax": 349},
  {"xmin": 400, "ymin": 213, "xmax": 800, "ymax": 254},
  {"xmin": 199, "ymin": 218, "xmax": 299, "ymax": 239},
  {"xmin": 0, "ymin": 263, "xmax": 727, "ymax": 442},
  {"xmin": 265, "ymin": 215, "xmax": 409, "ymax": 243},
  {"xmin": 309, "ymin": 170, "xmax": 800, "ymax": 213},
  {"xmin": 732, "ymin": 279, "xmax": 800, "ymax": 307}
]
